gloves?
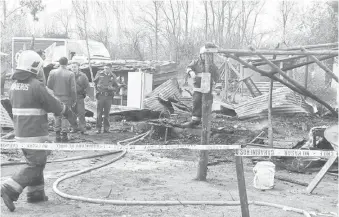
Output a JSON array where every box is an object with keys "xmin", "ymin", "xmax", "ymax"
[{"xmin": 187, "ymin": 69, "xmax": 196, "ymax": 79}]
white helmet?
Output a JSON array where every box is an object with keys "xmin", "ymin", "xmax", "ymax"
[{"xmin": 16, "ymin": 50, "xmax": 44, "ymax": 75}]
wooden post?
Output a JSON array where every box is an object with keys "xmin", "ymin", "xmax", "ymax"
[
  {"xmin": 304, "ymin": 57, "xmax": 309, "ymax": 100},
  {"xmin": 240, "ymin": 64, "xmax": 244, "ymax": 96},
  {"xmin": 224, "ymin": 58, "xmax": 229, "ymax": 102},
  {"xmin": 301, "ymin": 47, "xmax": 338, "ymax": 82},
  {"xmin": 268, "ymin": 78, "xmax": 274, "ymax": 148},
  {"xmin": 235, "ymin": 156, "xmax": 250, "ymax": 217},
  {"xmin": 196, "ymin": 49, "xmax": 213, "ymax": 181},
  {"xmin": 306, "ymin": 156, "xmax": 338, "ymax": 194}
]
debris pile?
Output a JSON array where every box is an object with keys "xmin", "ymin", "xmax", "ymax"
[
  {"xmin": 235, "ymin": 87, "xmax": 314, "ymax": 119},
  {"xmin": 143, "ymin": 78, "xmax": 182, "ymax": 113}
]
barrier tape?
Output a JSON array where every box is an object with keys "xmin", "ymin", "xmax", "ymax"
[
  {"xmin": 1, "ymin": 143, "xmax": 337, "ymax": 157},
  {"xmin": 0, "ymin": 142, "xmax": 241, "ymax": 151},
  {"xmin": 235, "ymin": 149, "xmax": 338, "ymax": 157}
]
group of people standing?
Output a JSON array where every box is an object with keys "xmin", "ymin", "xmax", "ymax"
[
  {"xmin": 48, "ymin": 58, "xmax": 124, "ymax": 140},
  {"xmin": 47, "ymin": 57, "xmax": 89, "ymax": 141}
]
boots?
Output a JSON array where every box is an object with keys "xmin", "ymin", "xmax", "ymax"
[
  {"xmin": 55, "ymin": 131, "xmax": 61, "ymax": 142},
  {"xmin": 1, "ymin": 184, "xmax": 20, "ymax": 212},
  {"xmin": 27, "ymin": 190, "xmax": 48, "ymax": 203},
  {"xmin": 181, "ymin": 119, "xmax": 201, "ymax": 128},
  {"xmin": 61, "ymin": 132, "xmax": 68, "ymax": 142}
]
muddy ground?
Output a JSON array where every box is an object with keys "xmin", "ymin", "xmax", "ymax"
[{"xmin": 1, "ymin": 114, "xmax": 338, "ymax": 217}]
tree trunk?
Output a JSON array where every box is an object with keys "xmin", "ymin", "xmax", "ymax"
[
  {"xmin": 325, "ymin": 58, "xmax": 334, "ymax": 86},
  {"xmin": 154, "ymin": 1, "xmax": 159, "ymax": 60},
  {"xmin": 82, "ymin": 7, "xmax": 94, "ymax": 84},
  {"xmin": 204, "ymin": 2, "xmax": 208, "ymax": 41}
]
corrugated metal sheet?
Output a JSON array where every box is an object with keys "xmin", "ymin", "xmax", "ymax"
[
  {"xmin": 143, "ymin": 78, "xmax": 181, "ymax": 112},
  {"xmin": 235, "ymin": 87, "xmax": 314, "ymax": 119},
  {"xmin": 241, "ymin": 82, "xmax": 285, "ymax": 96},
  {"xmin": 1, "ymin": 102, "xmax": 13, "ymax": 129}
]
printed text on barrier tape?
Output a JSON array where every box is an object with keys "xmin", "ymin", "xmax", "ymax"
[
  {"xmin": 235, "ymin": 149, "xmax": 338, "ymax": 157},
  {"xmin": 0, "ymin": 143, "xmax": 241, "ymax": 151}
]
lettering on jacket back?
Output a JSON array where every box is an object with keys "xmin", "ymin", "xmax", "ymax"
[{"xmin": 10, "ymin": 83, "xmax": 30, "ymax": 91}]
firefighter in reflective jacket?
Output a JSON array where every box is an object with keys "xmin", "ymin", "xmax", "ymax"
[
  {"xmin": 182, "ymin": 42, "xmax": 218, "ymax": 128},
  {"xmin": 1, "ymin": 50, "xmax": 75, "ymax": 212}
]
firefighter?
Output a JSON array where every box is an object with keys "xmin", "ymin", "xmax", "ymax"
[
  {"xmin": 182, "ymin": 42, "xmax": 218, "ymax": 128},
  {"xmin": 93, "ymin": 64, "xmax": 122, "ymax": 134},
  {"xmin": 1, "ymin": 50, "xmax": 75, "ymax": 212},
  {"xmin": 70, "ymin": 62, "xmax": 89, "ymax": 134},
  {"xmin": 47, "ymin": 57, "xmax": 77, "ymax": 142}
]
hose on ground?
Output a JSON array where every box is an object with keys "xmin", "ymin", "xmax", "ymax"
[
  {"xmin": 1, "ymin": 131, "xmax": 151, "ymax": 167},
  {"xmin": 52, "ymin": 129, "xmax": 312, "ymax": 217}
]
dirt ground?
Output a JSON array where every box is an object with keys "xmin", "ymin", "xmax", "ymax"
[{"xmin": 1, "ymin": 114, "xmax": 338, "ymax": 217}]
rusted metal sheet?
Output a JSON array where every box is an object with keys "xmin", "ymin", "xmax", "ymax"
[
  {"xmin": 235, "ymin": 87, "xmax": 314, "ymax": 119},
  {"xmin": 143, "ymin": 78, "xmax": 181, "ymax": 112}
]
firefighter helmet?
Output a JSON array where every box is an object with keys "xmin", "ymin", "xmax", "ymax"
[
  {"xmin": 16, "ymin": 50, "xmax": 44, "ymax": 75},
  {"xmin": 200, "ymin": 42, "xmax": 217, "ymax": 54}
]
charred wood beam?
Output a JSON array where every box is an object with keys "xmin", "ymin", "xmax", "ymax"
[
  {"xmin": 249, "ymin": 46, "xmax": 338, "ymax": 117},
  {"xmin": 247, "ymin": 54, "xmax": 337, "ymax": 69},
  {"xmin": 225, "ymin": 53, "xmax": 305, "ymax": 95},
  {"xmin": 248, "ymin": 55, "xmax": 306, "ymax": 67},
  {"xmin": 279, "ymin": 54, "xmax": 337, "ymax": 72},
  {"xmin": 278, "ymin": 42, "xmax": 338, "ymax": 51},
  {"xmin": 217, "ymin": 48, "xmax": 338, "ymax": 57},
  {"xmin": 301, "ymin": 47, "xmax": 338, "ymax": 83},
  {"xmin": 226, "ymin": 53, "xmax": 337, "ymax": 117}
]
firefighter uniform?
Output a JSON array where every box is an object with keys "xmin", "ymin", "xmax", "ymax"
[
  {"xmin": 47, "ymin": 61, "xmax": 77, "ymax": 141},
  {"xmin": 1, "ymin": 50, "xmax": 74, "ymax": 212},
  {"xmin": 73, "ymin": 70, "xmax": 89, "ymax": 133},
  {"xmin": 184, "ymin": 44, "xmax": 218, "ymax": 127},
  {"xmin": 93, "ymin": 66, "xmax": 119, "ymax": 133}
]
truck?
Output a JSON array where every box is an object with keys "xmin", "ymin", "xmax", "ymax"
[{"xmin": 11, "ymin": 37, "xmax": 111, "ymax": 72}]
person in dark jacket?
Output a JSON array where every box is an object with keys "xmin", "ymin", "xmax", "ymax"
[
  {"xmin": 70, "ymin": 62, "xmax": 89, "ymax": 134},
  {"xmin": 47, "ymin": 57, "xmax": 77, "ymax": 141},
  {"xmin": 93, "ymin": 64, "xmax": 123, "ymax": 134},
  {"xmin": 182, "ymin": 42, "xmax": 218, "ymax": 128},
  {"xmin": 1, "ymin": 50, "xmax": 75, "ymax": 212}
]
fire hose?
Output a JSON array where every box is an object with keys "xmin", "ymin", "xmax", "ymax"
[{"xmin": 1, "ymin": 130, "xmax": 312, "ymax": 216}]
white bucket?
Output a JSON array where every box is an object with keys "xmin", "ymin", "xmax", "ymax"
[{"xmin": 253, "ymin": 161, "xmax": 275, "ymax": 190}]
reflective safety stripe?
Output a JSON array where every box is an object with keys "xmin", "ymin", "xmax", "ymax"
[
  {"xmin": 27, "ymin": 185, "xmax": 44, "ymax": 193},
  {"xmin": 15, "ymin": 135, "xmax": 49, "ymax": 143},
  {"xmin": 3, "ymin": 178, "xmax": 23, "ymax": 193},
  {"xmin": 12, "ymin": 108, "xmax": 47, "ymax": 116}
]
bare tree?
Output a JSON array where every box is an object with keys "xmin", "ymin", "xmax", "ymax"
[
  {"xmin": 279, "ymin": 0, "xmax": 295, "ymax": 43},
  {"xmin": 19, "ymin": 0, "xmax": 45, "ymax": 49},
  {"xmin": 54, "ymin": 9, "xmax": 73, "ymax": 37},
  {"xmin": 181, "ymin": 1, "xmax": 189, "ymax": 41},
  {"xmin": 72, "ymin": 0, "xmax": 94, "ymax": 83},
  {"xmin": 204, "ymin": 1, "xmax": 208, "ymax": 40},
  {"xmin": 161, "ymin": 0, "xmax": 182, "ymax": 62},
  {"xmin": 137, "ymin": 1, "xmax": 163, "ymax": 60}
]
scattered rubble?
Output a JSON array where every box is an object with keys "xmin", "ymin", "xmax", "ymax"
[{"xmin": 235, "ymin": 87, "xmax": 314, "ymax": 120}]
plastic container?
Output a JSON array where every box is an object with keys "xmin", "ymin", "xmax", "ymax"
[{"xmin": 253, "ymin": 161, "xmax": 276, "ymax": 190}]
